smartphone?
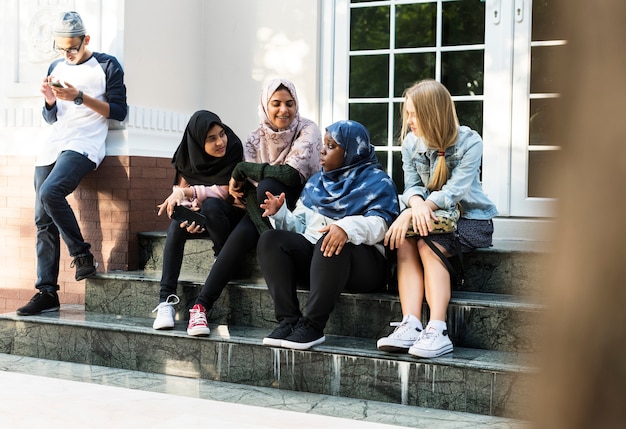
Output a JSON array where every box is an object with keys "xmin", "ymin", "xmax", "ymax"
[
  {"xmin": 48, "ymin": 81, "xmax": 65, "ymax": 88},
  {"xmin": 172, "ymin": 205, "xmax": 206, "ymax": 228}
]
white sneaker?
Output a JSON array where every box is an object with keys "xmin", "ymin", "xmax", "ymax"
[
  {"xmin": 408, "ymin": 326, "xmax": 453, "ymax": 358},
  {"xmin": 377, "ymin": 315, "xmax": 423, "ymax": 353},
  {"xmin": 152, "ymin": 294, "xmax": 180, "ymax": 330},
  {"xmin": 187, "ymin": 304, "xmax": 211, "ymax": 336}
]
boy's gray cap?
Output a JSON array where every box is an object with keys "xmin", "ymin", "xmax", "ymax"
[{"xmin": 53, "ymin": 11, "xmax": 86, "ymax": 37}]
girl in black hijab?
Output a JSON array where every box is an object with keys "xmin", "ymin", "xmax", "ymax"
[{"xmin": 153, "ymin": 110, "xmax": 244, "ymax": 331}]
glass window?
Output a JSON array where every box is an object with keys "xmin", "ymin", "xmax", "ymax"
[
  {"xmin": 528, "ymin": 151, "xmax": 558, "ymax": 198},
  {"xmin": 395, "ymin": 3, "xmax": 437, "ymax": 48},
  {"xmin": 394, "ymin": 53, "xmax": 436, "ymax": 97},
  {"xmin": 442, "ymin": 0, "xmax": 485, "ymax": 46},
  {"xmin": 455, "ymin": 101, "xmax": 483, "ymax": 136},
  {"xmin": 348, "ymin": 0, "xmax": 485, "ymax": 190},
  {"xmin": 350, "ymin": 6, "xmax": 390, "ymax": 51},
  {"xmin": 532, "ymin": 0, "xmax": 564, "ymax": 41},
  {"xmin": 529, "ymin": 98, "xmax": 560, "ymax": 147},
  {"xmin": 349, "ymin": 55, "xmax": 389, "ymax": 98},
  {"xmin": 375, "ymin": 150, "xmax": 405, "ymax": 192},
  {"xmin": 349, "ymin": 103, "xmax": 388, "ymax": 146},
  {"xmin": 442, "ymin": 51, "xmax": 484, "ymax": 96},
  {"xmin": 530, "ymin": 45, "xmax": 563, "ymax": 94}
]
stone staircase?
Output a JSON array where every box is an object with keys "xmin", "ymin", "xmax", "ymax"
[{"xmin": 0, "ymin": 231, "xmax": 547, "ymax": 424}]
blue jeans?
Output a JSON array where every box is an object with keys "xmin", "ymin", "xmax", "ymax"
[{"xmin": 34, "ymin": 150, "xmax": 96, "ymax": 292}]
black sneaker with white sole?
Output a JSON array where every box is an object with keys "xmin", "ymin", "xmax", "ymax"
[
  {"xmin": 281, "ymin": 319, "xmax": 325, "ymax": 350},
  {"xmin": 263, "ymin": 320, "xmax": 296, "ymax": 347},
  {"xmin": 16, "ymin": 290, "xmax": 60, "ymax": 316}
]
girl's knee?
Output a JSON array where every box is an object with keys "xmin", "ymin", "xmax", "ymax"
[{"xmin": 258, "ymin": 229, "xmax": 279, "ymax": 249}]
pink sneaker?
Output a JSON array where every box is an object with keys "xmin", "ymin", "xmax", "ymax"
[{"xmin": 187, "ymin": 304, "xmax": 211, "ymax": 336}]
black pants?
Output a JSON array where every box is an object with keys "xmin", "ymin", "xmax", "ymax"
[
  {"xmin": 159, "ymin": 198, "xmax": 244, "ymax": 301},
  {"xmin": 194, "ymin": 178, "xmax": 302, "ymax": 310},
  {"xmin": 257, "ymin": 229, "xmax": 387, "ymax": 331}
]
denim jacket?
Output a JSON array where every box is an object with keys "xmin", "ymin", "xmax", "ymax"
[{"xmin": 400, "ymin": 126, "xmax": 498, "ymax": 220}]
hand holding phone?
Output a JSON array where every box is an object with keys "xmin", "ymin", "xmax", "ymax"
[
  {"xmin": 171, "ymin": 205, "xmax": 207, "ymax": 229},
  {"xmin": 48, "ymin": 81, "xmax": 65, "ymax": 88}
]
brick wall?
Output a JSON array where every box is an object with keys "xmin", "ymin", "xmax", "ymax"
[{"xmin": 0, "ymin": 154, "xmax": 173, "ymax": 313}]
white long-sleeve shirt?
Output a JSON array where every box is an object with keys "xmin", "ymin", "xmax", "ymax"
[{"xmin": 269, "ymin": 199, "xmax": 389, "ymax": 255}]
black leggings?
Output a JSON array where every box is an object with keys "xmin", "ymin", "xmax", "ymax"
[
  {"xmin": 194, "ymin": 178, "xmax": 302, "ymax": 309},
  {"xmin": 257, "ymin": 229, "xmax": 387, "ymax": 331},
  {"xmin": 159, "ymin": 198, "xmax": 244, "ymax": 301}
]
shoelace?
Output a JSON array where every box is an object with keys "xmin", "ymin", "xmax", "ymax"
[
  {"xmin": 189, "ymin": 308, "xmax": 208, "ymax": 327},
  {"xmin": 389, "ymin": 321, "xmax": 420, "ymax": 339},
  {"xmin": 291, "ymin": 320, "xmax": 313, "ymax": 338},
  {"xmin": 69, "ymin": 257, "xmax": 83, "ymax": 268},
  {"xmin": 152, "ymin": 294, "xmax": 180, "ymax": 314},
  {"xmin": 418, "ymin": 328, "xmax": 440, "ymax": 345},
  {"xmin": 70, "ymin": 256, "xmax": 99, "ymax": 269},
  {"xmin": 151, "ymin": 294, "xmax": 180, "ymax": 313}
]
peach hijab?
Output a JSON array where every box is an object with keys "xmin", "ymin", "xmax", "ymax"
[{"xmin": 243, "ymin": 78, "xmax": 322, "ymax": 183}]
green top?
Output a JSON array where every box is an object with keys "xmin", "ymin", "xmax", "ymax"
[{"xmin": 231, "ymin": 162, "xmax": 303, "ymax": 233}]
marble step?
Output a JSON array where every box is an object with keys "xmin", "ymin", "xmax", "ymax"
[
  {"xmin": 0, "ymin": 306, "xmax": 537, "ymax": 420},
  {"xmin": 0, "ymin": 353, "xmax": 529, "ymax": 428},
  {"xmin": 86, "ymin": 271, "xmax": 544, "ymax": 353},
  {"xmin": 137, "ymin": 232, "xmax": 549, "ymax": 297}
]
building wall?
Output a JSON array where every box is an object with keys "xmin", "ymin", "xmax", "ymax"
[
  {"xmin": 122, "ymin": 0, "xmax": 322, "ymax": 144},
  {"xmin": 0, "ymin": 0, "xmax": 321, "ymax": 313},
  {"xmin": 0, "ymin": 153, "xmax": 174, "ymax": 312}
]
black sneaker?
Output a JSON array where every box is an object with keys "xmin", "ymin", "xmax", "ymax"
[
  {"xmin": 263, "ymin": 320, "xmax": 295, "ymax": 347},
  {"xmin": 16, "ymin": 290, "xmax": 60, "ymax": 316},
  {"xmin": 281, "ymin": 319, "xmax": 325, "ymax": 350},
  {"xmin": 71, "ymin": 253, "xmax": 97, "ymax": 281}
]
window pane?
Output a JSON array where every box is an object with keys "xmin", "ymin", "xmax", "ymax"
[
  {"xmin": 349, "ymin": 103, "xmax": 388, "ymax": 146},
  {"xmin": 393, "ymin": 102, "xmax": 404, "ymax": 146},
  {"xmin": 528, "ymin": 150, "xmax": 558, "ymax": 198},
  {"xmin": 455, "ymin": 100, "xmax": 483, "ymax": 135},
  {"xmin": 392, "ymin": 150, "xmax": 404, "ymax": 192},
  {"xmin": 394, "ymin": 53, "xmax": 436, "ymax": 97},
  {"xmin": 530, "ymin": 45, "xmax": 562, "ymax": 94},
  {"xmin": 351, "ymin": 6, "xmax": 390, "ymax": 51},
  {"xmin": 349, "ymin": 55, "xmax": 389, "ymax": 98},
  {"xmin": 395, "ymin": 3, "xmax": 437, "ymax": 49},
  {"xmin": 442, "ymin": 51, "xmax": 484, "ymax": 96},
  {"xmin": 442, "ymin": 0, "xmax": 485, "ymax": 46},
  {"xmin": 374, "ymin": 150, "xmax": 405, "ymax": 192},
  {"xmin": 529, "ymin": 98, "xmax": 561, "ymax": 147},
  {"xmin": 532, "ymin": 0, "xmax": 565, "ymax": 41}
]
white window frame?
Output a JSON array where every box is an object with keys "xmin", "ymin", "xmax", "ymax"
[{"xmin": 320, "ymin": 0, "xmax": 557, "ymax": 240}]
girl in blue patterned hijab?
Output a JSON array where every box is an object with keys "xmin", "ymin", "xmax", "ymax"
[
  {"xmin": 257, "ymin": 119, "xmax": 400, "ymax": 350},
  {"xmin": 300, "ymin": 120, "xmax": 399, "ymax": 226}
]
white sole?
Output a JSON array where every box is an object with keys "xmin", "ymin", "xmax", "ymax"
[
  {"xmin": 153, "ymin": 322, "xmax": 174, "ymax": 330},
  {"xmin": 262, "ymin": 337, "xmax": 284, "ymax": 347},
  {"xmin": 408, "ymin": 344, "xmax": 453, "ymax": 358},
  {"xmin": 281, "ymin": 336, "xmax": 325, "ymax": 350},
  {"xmin": 187, "ymin": 327, "xmax": 211, "ymax": 336},
  {"xmin": 376, "ymin": 339, "xmax": 414, "ymax": 353}
]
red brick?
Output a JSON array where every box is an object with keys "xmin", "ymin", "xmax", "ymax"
[
  {"xmin": 0, "ymin": 154, "xmax": 174, "ymax": 297},
  {"xmin": 130, "ymin": 157, "xmax": 159, "ymax": 167}
]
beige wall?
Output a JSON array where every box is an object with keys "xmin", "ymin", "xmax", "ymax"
[
  {"xmin": 0, "ymin": 0, "xmax": 321, "ymax": 312},
  {"xmin": 123, "ymin": 0, "xmax": 321, "ymax": 140}
]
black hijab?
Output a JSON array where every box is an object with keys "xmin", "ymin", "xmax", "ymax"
[{"xmin": 171, "ymin": 110, "xmax": 243, "ymax": 186}]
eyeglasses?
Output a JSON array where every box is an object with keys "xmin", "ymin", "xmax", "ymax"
[{"xmin": 53, "ymin": 36, "xmax": 85, "ymax": 55}]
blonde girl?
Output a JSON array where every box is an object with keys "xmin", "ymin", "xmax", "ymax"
[{"xmin": 378, "ymin": 80, "xmax": 497, "ymax": 358}]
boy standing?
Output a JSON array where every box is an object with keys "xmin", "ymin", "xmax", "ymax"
[{"xmin": 17, "ymin": 11, "xmax": 127, "ymax": 316}]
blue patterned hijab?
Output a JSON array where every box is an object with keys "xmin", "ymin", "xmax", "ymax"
[{"xmin": 300, "ymin": 120, "xmax": 399, "ymax": 226}]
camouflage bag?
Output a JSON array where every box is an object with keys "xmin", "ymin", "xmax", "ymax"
[{"xmin": 405, "ymin": 208, "xmax": 460, "ymax": 237}]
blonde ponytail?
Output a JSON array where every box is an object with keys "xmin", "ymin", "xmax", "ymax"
[{"xmin": 401, "ymin": 80, "xmax": 459, "ymax": 191}]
